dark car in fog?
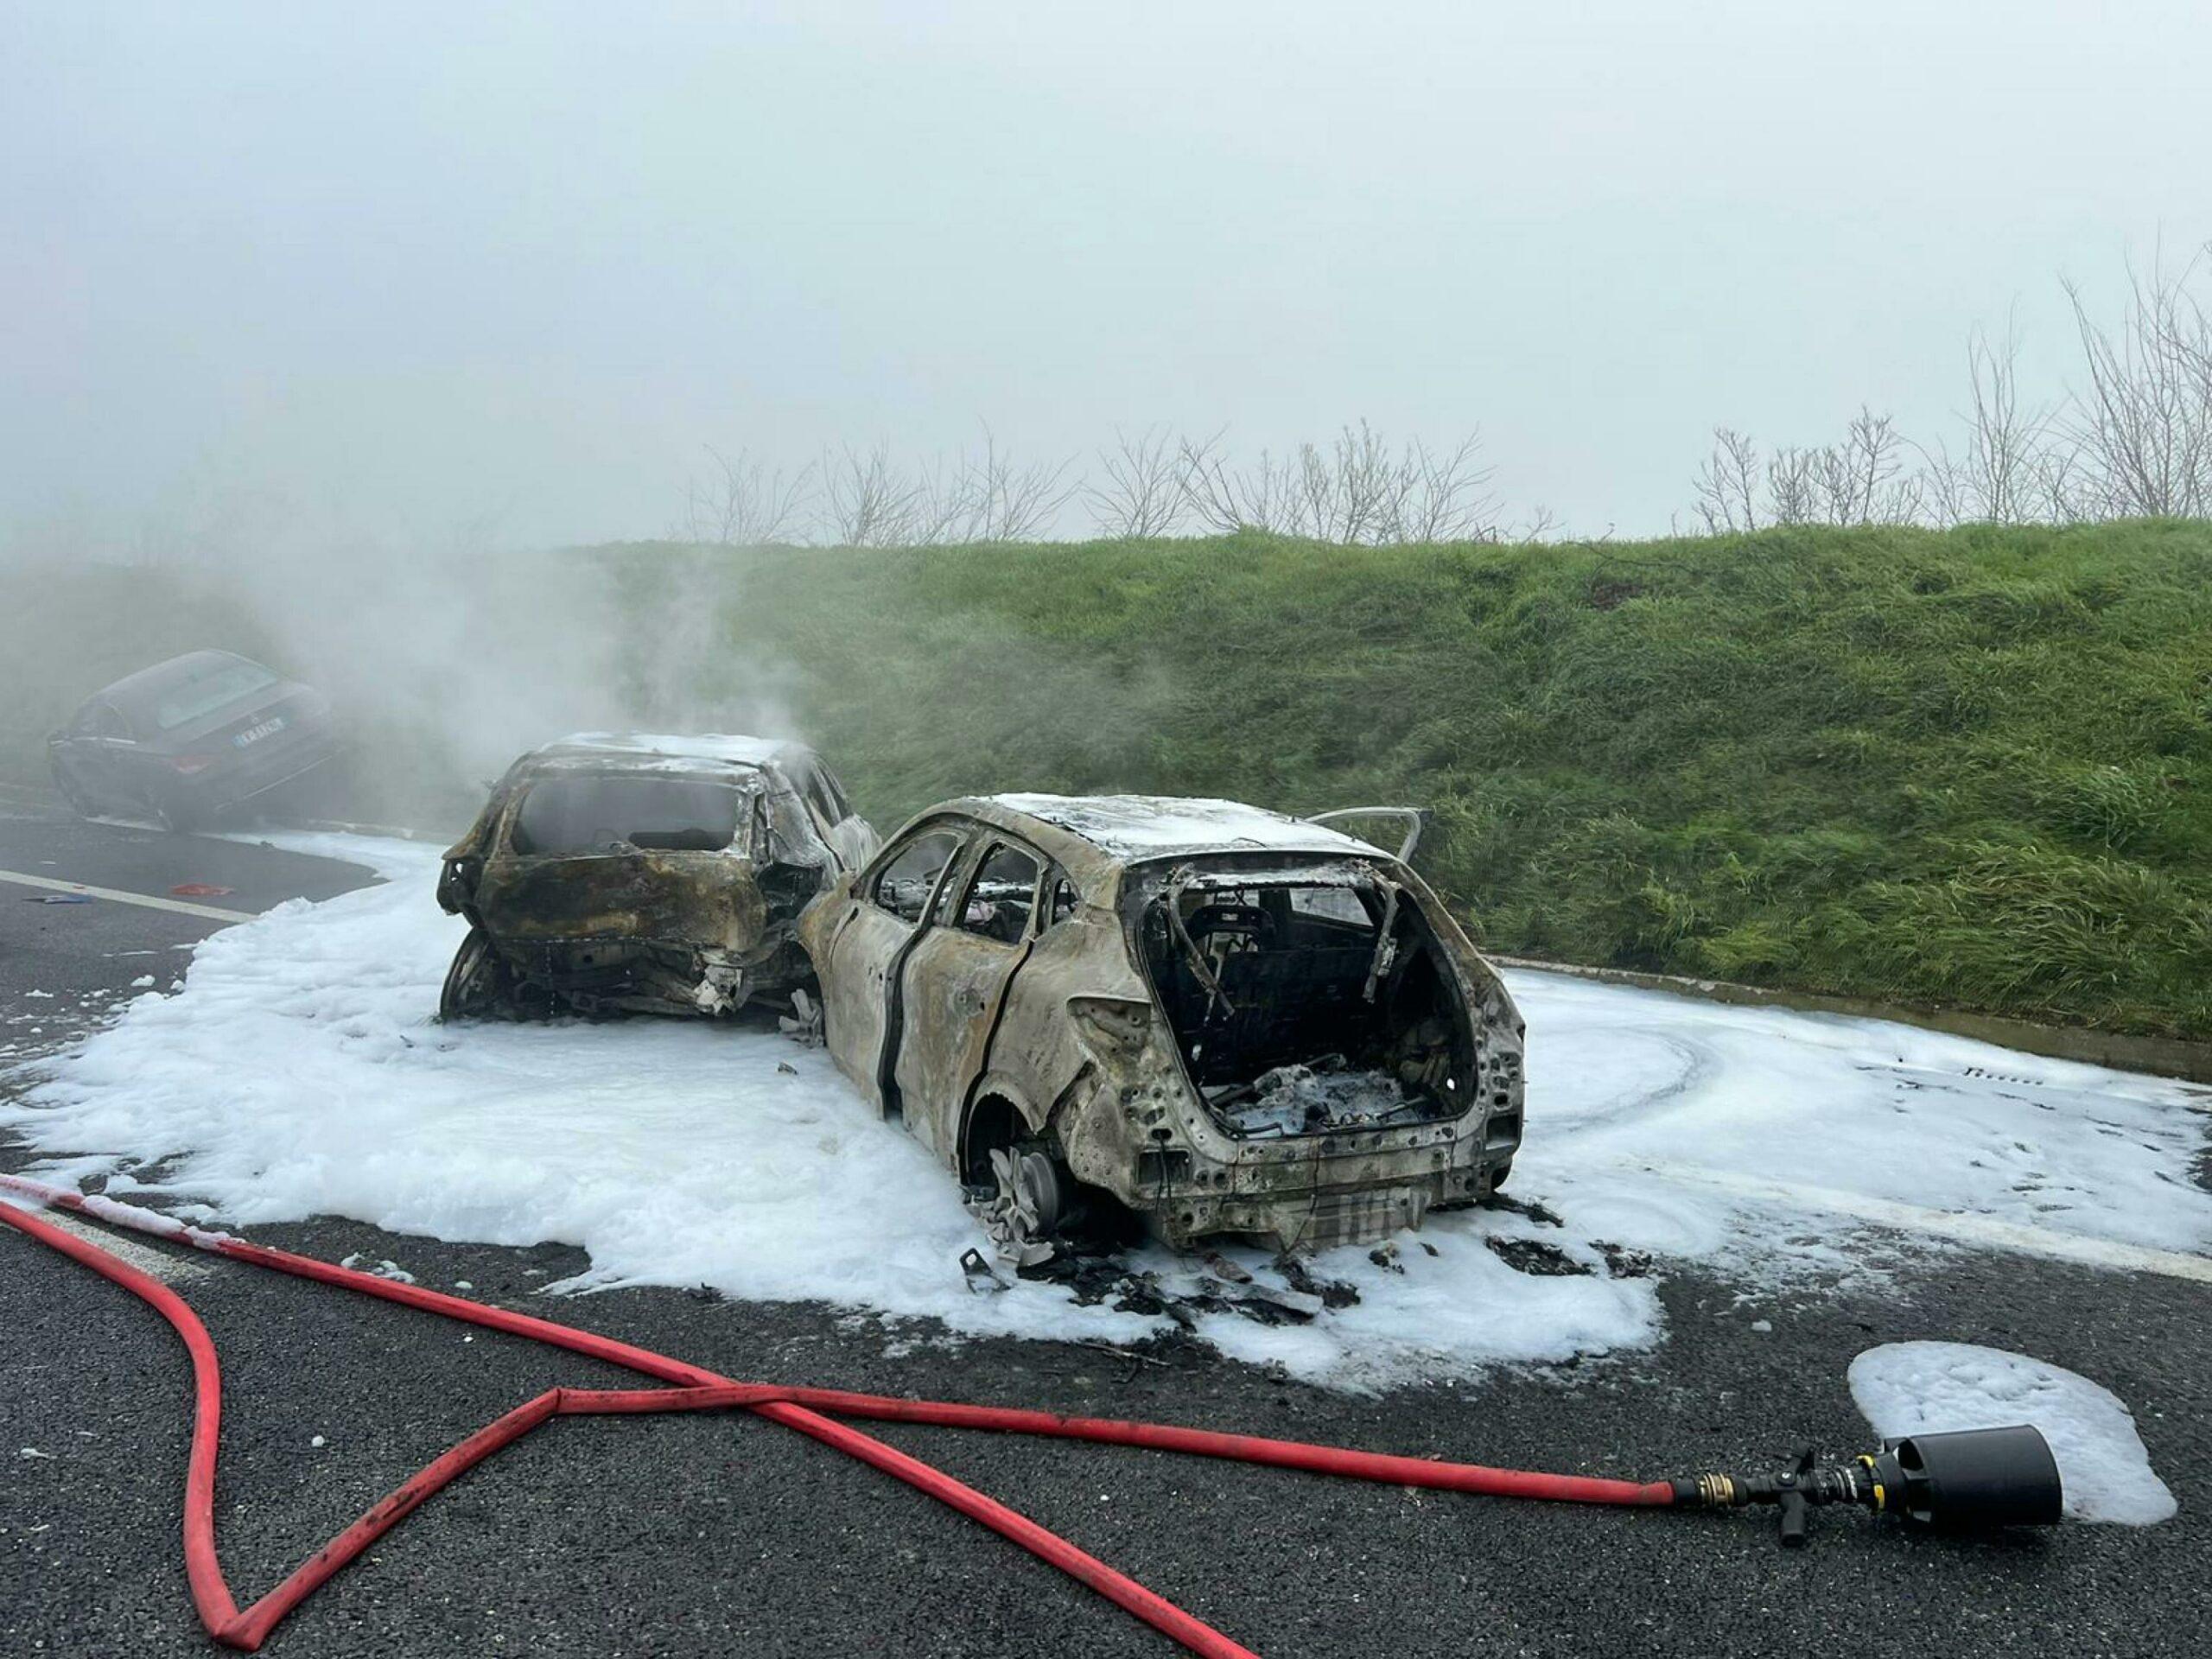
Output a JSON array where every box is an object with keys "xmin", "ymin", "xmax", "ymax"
[{"xmin": 47, "ymin": 650, "xmax": 343, "ymax": 831}]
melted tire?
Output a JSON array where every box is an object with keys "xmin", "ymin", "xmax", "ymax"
[{"xmin": 439, "ymin": 929, "xmax": 516, "ymax": 1020}]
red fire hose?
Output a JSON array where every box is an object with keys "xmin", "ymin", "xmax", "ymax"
[{"xmin": 0, "ymin": 1173, "xmax": 1675, "ymax": 1654}]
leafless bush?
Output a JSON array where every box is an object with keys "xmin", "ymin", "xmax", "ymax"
[
  {"xmin": 950, "ymin": 426, "xmax": 1079, "ymax": 542},
  {"xmin": 1179, "ymin": 431, "xmax": 1302, "ymax": 536},
  {"xmin": 1691, "ymin": 428, "xmax": 1762, "ymax": 533},
  {"xmin": 1816, "ymin": 408, "xmax": 1920, "ymax": 524},
  {"xmin": 1512, "ymin": 505, "xmax": 1561, "ymax": 543},
  {"xmin": 1387, "ymin": 433, "xmax": 1497, "ymax": 543},
  {"xmin": 2064, "ymin": 256, "xmax": 2212, "ymax": 518},
  {"xmin": 820, "ymin": 442, "xmax": 920, "ymax": 547},
  {"xmin": 681, "ymin": 447, "xmax": 815, "ymax": 545},
  {"xmin": 1955, "ymin": 323, "xmax": 2054, "ymax": 523},
  {"xmin": 1765, "ymin": 447, "xmax": 1818, "ymax": 525},
  {"xmin": 1688, "ymin": 245, "xmax": 2212, "ymax": 533},
  {"xmin": 1085, "ymin": 425, "xmax": 1188, "ymax": 538},
  {"xmin": 1178, "ymin": 423, "xmax": 1494, "ymax": 543}
]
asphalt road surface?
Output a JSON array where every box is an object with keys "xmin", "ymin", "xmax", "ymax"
[{"xmin": 3, "ymin": 796, "xmax": 2207, "ymax": 1658}]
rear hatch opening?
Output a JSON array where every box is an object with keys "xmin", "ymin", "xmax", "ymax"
[{"xmin": 1128, "ymin": 861, "xmax": 1479, "ymax": 1140}]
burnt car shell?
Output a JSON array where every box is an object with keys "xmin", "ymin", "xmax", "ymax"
[
  {"xmin": 438, "ymin": 733, "xmax": 877, "ymax": 1019},
  {"xmin": 800, "ymin": 793, "xmax": 1524, "ymax": 1254},
  {"xmin": 47, "ymin": 650, "xmax": 343, "ymax": 830}
]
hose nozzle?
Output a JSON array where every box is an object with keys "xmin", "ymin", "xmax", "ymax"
[{"xmin": 1674, "ymin": 1425, "xmax": 2063, "ymax": 1547}]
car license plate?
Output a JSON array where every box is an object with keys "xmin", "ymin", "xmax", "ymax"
[{"xmin": 232, "ymin": 715, "xmax": 287, "ymax": 748}]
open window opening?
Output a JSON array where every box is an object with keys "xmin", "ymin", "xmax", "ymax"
[
  {"xmin": 1129, "ymin": 863, "xmax": 1475, "ymax": 1139},
  {"xmin": 512, "ymin": 772, "xmax": 753, "ymax": 855}
]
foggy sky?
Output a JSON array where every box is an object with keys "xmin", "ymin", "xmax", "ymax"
[{"xmin": 6, "ymin": 1, "xmax": 2208, "ymax": 551}]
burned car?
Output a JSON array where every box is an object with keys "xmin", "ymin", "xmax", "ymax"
[
  {"xmin": 48, "ymin": 650, "xmax": 343, "ymax": 831},
  {"xmin": 437, "ymin": 733, "xmax": 878, "ymax": 1020},
  {"xmin": 799, "ymin": 793, "xmax": 1524, "ymax": 1255}
]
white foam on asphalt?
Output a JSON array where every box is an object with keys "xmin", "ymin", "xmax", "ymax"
[
  {"xmin": 3, "ymin": 832, "xmax": 2208, "ymax": 1389},
  {"xmin": 1848, "ymin": 1341, "xmax": 2177, "ymax": 1524}
]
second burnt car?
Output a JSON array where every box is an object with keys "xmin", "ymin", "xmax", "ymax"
[
  {"xmin": 437, "ymin": 733, "xmax": 877, "ymax": 1020},
  {"xmin": 799, "ymin": 793, "xmax": 1524, "ymax": 1255}
]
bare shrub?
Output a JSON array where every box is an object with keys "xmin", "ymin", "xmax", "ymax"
[
  {"xmin": 681, "ymin": 447, "xmax": 815, "ymax": 545},
  {"xmin": 820, "ymin": 442, "xmax": 920, "ymax": 548},
  {"xmin": 1691, "ymin": 428, "xmax": 1761, "ymax": 533},
  {"xmin": 1178, "ymin": 423, "xmax": 1494, "ymax": 543},
  {"xmin": 2064, "ymin": 255, "xmax": 2212, "ymax": 518},
  {"xmin": 1388, "ymin": 433, "xmax": 1497, "ymax": 543},
  {"xmin": 953, "ymin": 425, "xmax": 1079, "ymax": 542},
  {"xmin": 1765, "ymin": 447, "xmax": 1819, "ymax": 526},
  {"xmin": 1086, "ymin": 425, "xmax": 1188, "ymax": 538},
  {"xmin": 1179, "ymin": 431, "xmax": 1302, "ymax": 535}
]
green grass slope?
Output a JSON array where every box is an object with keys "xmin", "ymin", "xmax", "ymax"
[{"xmin": 646, "ymin": 522, "xmax": 2212, "ymax": 1039}]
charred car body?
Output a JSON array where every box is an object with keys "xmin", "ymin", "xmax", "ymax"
[
  {"xmin": 438, "ymin": 734, "xmax": 877, "ymax": 1020},
  {"xmin": 48, "ymin": 650, "xmax": 344, "ymax": 831},
  {"xmin": 800, "ymin": 793, "xmax": 1524, "ymax": 1255}
]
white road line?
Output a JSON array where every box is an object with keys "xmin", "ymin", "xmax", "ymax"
[
  {"xmin": 0, "ymin": 868, "xmax": 255, "ymax": 923},
  {"xmin": 1640, "ymin": 1160, "xmax": 2212, "ymax": 1286},
  {"xmin": 19, "ymin": 1205, "xmax": 212, "ymax": 1283}
]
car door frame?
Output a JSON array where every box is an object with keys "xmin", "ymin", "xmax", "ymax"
[
  {"xmin": 817, "ymin": 817, "xmax": 976, "ymax": 1119},
  {"xmin": 885, "ymin": 832, "xmax": 1050, "ymax": 1163}
]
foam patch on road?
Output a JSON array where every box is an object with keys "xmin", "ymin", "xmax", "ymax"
[
  {"xmin": 1848, "ymin": 1341, "xmax": 2177, "ymax": 1524},
  {"xmin": 3, "ymin": 832, "xmax": 2209, "ymax": 1389}
]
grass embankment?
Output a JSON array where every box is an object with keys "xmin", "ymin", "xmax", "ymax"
[
  {"xmin": 629, "ymin": 523, "xmax": 2212, "ymax": 1039},
  {"xmin": 6, "ymin": 524, "xmax": 2209, "ymax": 1038}
]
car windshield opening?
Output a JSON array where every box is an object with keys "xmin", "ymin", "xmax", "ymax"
[
  {"xmin": 1129, "ymin": 870, "xmax": 1473, "ymax": 1139},
  {"xmin": 151, "ymin": 659, "xmax": 278, "ymax": 730},
  {"xmin": 512, "ymin": 773, "xmax": 749, "ymax": 855}
]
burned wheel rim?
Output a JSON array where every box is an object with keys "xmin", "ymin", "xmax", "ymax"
[
  {"xmin": 52, "ymin": 770, "xmax": 97, "ymax": 820},
  {"xmin": 439, "ymin": 930, "xmax": 512, "ymax": 1020},
  {"xmin": 987, "ymin": 1147, "xmax": 1071, "ymax": 1261}
]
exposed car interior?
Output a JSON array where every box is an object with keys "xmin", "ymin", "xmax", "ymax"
[{"xmin": 1130, "ymin": 866, "xmax": 1477, "ymax": 1138}]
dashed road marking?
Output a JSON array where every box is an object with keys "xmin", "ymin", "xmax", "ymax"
[{"xmin": 0, "ymin": 868, "xmax": 254, "ymax": 923}]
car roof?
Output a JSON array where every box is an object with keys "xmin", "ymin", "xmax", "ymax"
[
  {"xmin": 522, "ymin": 731, "xmax": 817, "ymax": 777},
  {"xmin": 94, "ymin": 650, "xmax": 273, "ymax": 713},
  {"xmin": 944, "ymin": 792, "xmax": 1387, "ymax": 881}
]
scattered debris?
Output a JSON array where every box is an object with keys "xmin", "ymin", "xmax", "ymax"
[
  {"xmin": 1595, "ymin": 1241, "xmax": 1656, "ymax": 1279},
  {"xmin": 960, "ymin": 1248, "xmax": 1010, "ymax": 1294},
  {"xmin": 1484, "ymin": 1236, "xmax": 1593, "ymax": 1277},
  {"xmin": 778, "ymin": 988, "xmax": 824, "ymax": 1046},
  {"xmin": 169, "ymin": 884, "xmax": 236, "ymax": 898},
  {"xmin": 338, "ymin": 1254, "xmax": 416, "ymax": 1284},
  {"xmin": 25, "ymin": 893, "xmax": 92, "ymax": 905},
  {"xmin": 1275, "ymin": 1254, "xmax": 1362, "ymax": 1309},
  {"xmin": 1200, "ymin": 1250, "xmax": 1254, "ymax": 1285},
  {"xmin": 1215, "ymin": 1059, "xmax": 1429, "ymax": 1137},
  {"xmin": 1482, "ymin": 1192, "xmax": 1564, "ymax": 1228},
  {"xmin": 17, "ymin": 1446, "xmax": 55, "ymax": 1459}
]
